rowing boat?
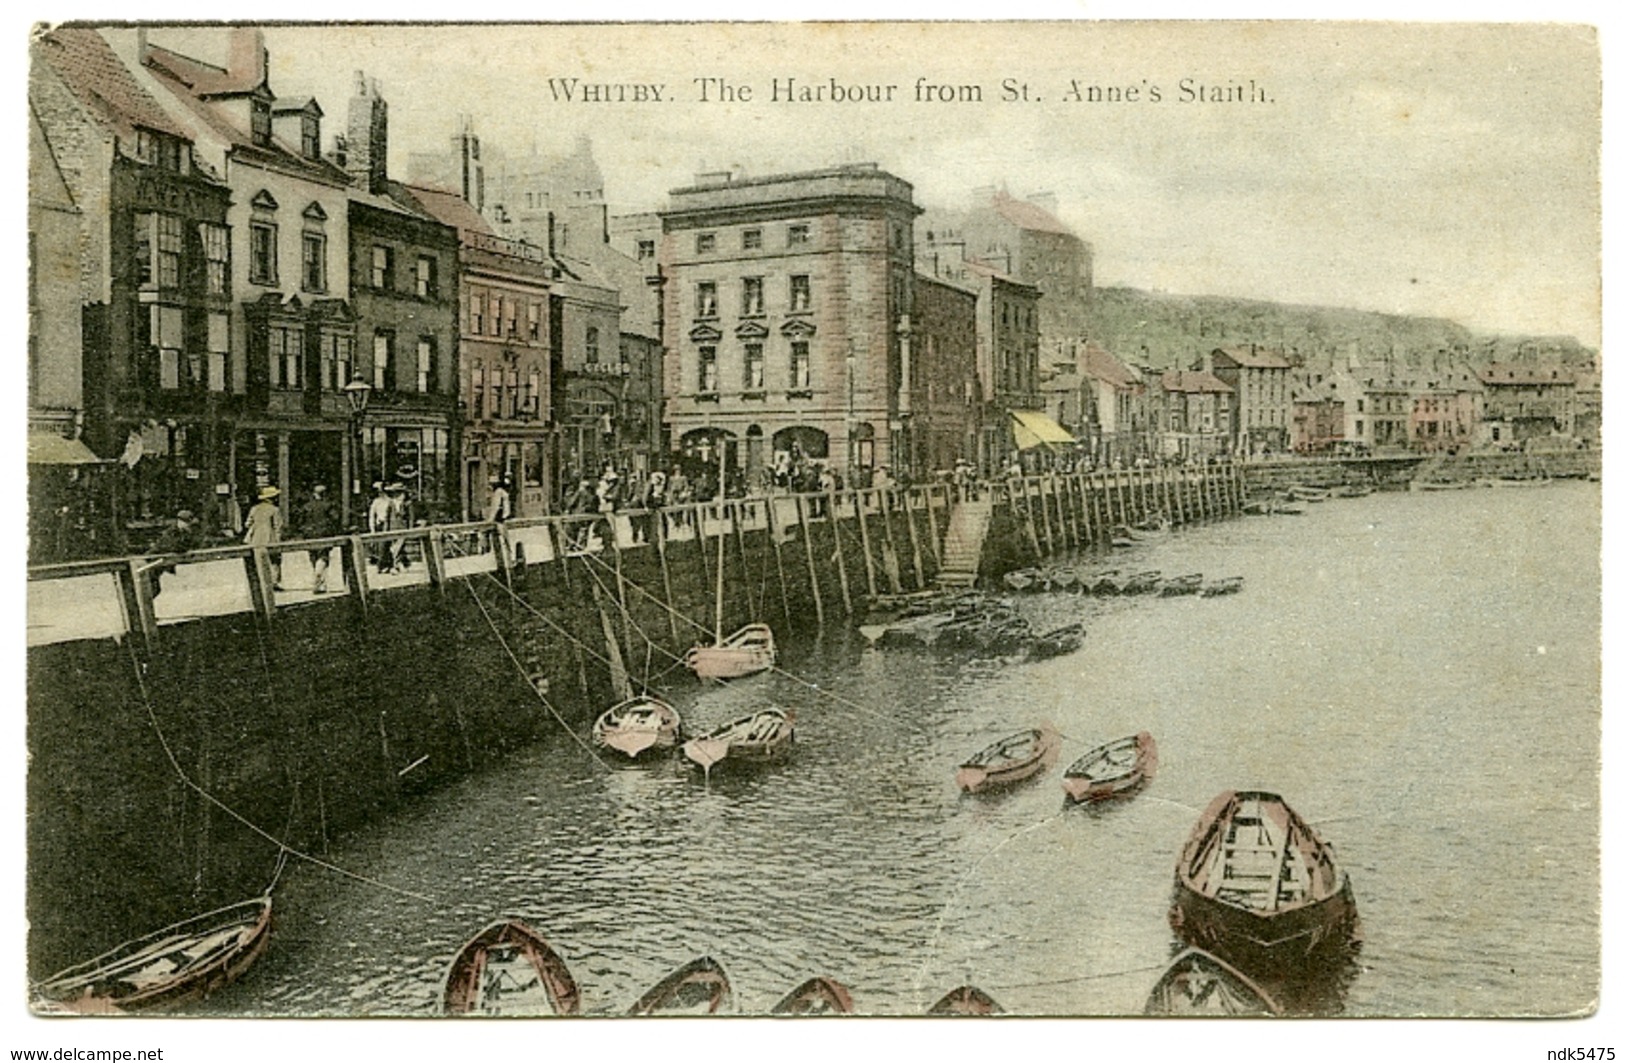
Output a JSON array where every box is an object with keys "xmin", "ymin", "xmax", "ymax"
[
  {"xmin": 1170, "ymin": 790, "xmax": 1359, "ymax": 975},
  {"xmin": 956, "ymin": 724, "xmax": 1060, "ymax": 794},
  {"xmin": 1199, "ymin": 576, "xmax": 1245, "ymax": 597},
  {"xmin": 771, "ymin": 975, "xmax": 856, "ymax": 1015},
  {"xmin": 684, "ymin": 623, "xmax": 777, "ymax": 680},
  {"xmin": 1144, "ymin": 948, "xmax": 1282, "ymax": 1016},
  {"xmin": 1158, "ymin": 573, "xmax": 1203, "ymax": 597},
  {"xmin": 592, "ymin": 696, "xmax": 682, "ymax": 760},
  {"xmin": 926, "ymin": 985, "xmax": 1004, "ymax": 1015},
  {"xmin": 443, "ymin": 919, "xmax": 581, "ymax": 1016},
  {"xmin": 627, "ymin": 956, "xmax": 732, "ymax": 1015},
  {"xmin": 1061, "ymin": 732, "xmax": 1157, "ymax": 804},
  {"xmin": 33, "ymin": 895, "xmax": 272, "ymax": 1014},
  {"xmin": 681, "ymin": 708, "xmax": 795, "ymax": 771}
]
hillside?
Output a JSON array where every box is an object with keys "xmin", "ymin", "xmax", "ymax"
[{"xmin": 1077, "ymin": 287, "xmax": 1596, "ymax": 372}]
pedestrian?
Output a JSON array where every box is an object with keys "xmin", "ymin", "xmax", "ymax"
[
  {"xmin": 298, "ymin": 483, "xmax": 339, "ymax": 593},
  {"xmin": 151, "ymin": 508, "xmax": 201, "ymax": 598},
  {"xmin": 385, "ymin": 482, "xmax": 410, "ymax": 570},
  {"xmin": 485, "ymin": 475, "xmax": 512, "ymax": 524},
  {"xmin": 244, "ymin": 485, "xmax": 284, "ymax": 589},
  {"xmin": 367, "ymin": 482, "xmax": 394, "ymax": 573}
]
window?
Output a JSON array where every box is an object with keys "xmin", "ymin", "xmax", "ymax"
[
  {"xmin": 527, "ymin": 370, "xmax": 541, "ymax": 414},
  {"xmin": 250, "ymin": 222, "xmax": 277, "ymax": 285},
  {"xmin": 506, "ymin": 297, "xmax": 518, "ymax": 338},
  {"xmin": 207, "ymin": 312, "xmax": 230, "ymax": 392},
  {"xmin": 585, "ymin": 326, "xmax": 600, "ymax": 363},
  {"xmin": 269, "ymin": 324, "xmax": 301, "ymax": 389},
  {"xmin": 697, "ymin": 282, "xmax": 718, "ymax": 318},
  {"xmin": 491, "ymin": 295, "xmax": 504, "ymax": 336},
  {"xmin": 696, "ymin": 232, "xmax": 716, "ymax": 254},
  {"xmin": 506, "ymin": 367, "xmax": 519, "ymax": 418},
  {"xmin": 152, "ymin": 213, "xmax": 182, "ymax": 290},
  {"xmin": 250, "ymin": 99, "xmax": 271, "ymax": 147},
  {"xmin": 200, "ymin": 223, "xmax": 229, "ymax": 296},
  {"xmin": 789, "ymin": 274, "xmax": 811, "ymax": 312},
  {"xmin": 744, "ymin": 343, "xmax": 764, "ymax": 390},
  {"xmin": 300, "ymin": 114, "xmax": 320, "ymax": 160},
  {"xmin": 472, "ymin": 363, "xmax": 486, "ymax": 419},
  {"xmin": 742, "ymin": 229, "xmax": 762, "ymax": 250},
  {"xmin": 636, "ymin": 239, "xmax": 655, "ymax": 261},
  {"xmin": 791, "ymin": 341, "xmax": 811, "ymax": 389},
  {"xmin": 372, "ymin": 246, "xmax": 394, "ymax": 290},
  {"xmin": 470, "ymin": 290, "xmax": 484, "ymax": 335},
  {"xmin": 699, "ymin": 345, "xmax": 718, "ymax": 394},
  {"xmin": 416, "ymin": 255, "xmax": 437, "ymax": 298},
  {"xmin": 417, "ymin": 337, "xmax": 436, "ymax": 393},
  {"xmin": 527, "ymin": 301, "xmax": 541, "ymax": 341},
  {"xmin": 152, "ymin": 305, "xmax": 183, "ymax": 389},
  {"xmin": 788, "ymin": 224, "xmax": 810, "ymax": 246},
  {"xmin": 374, "ymin": 331, "xmax": 395, "ymax": 390},
  {"xmin": 741, "ymin": 277, "xmax": 764, "ymax": 316},
  {"xmin": 301, "ymin": 232, "xmax": 326, "ymax": 292}
]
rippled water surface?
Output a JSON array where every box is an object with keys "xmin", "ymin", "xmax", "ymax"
[{"xmin": 213, "ymin": 482, "xmax": 1600, "ymax": 1017}]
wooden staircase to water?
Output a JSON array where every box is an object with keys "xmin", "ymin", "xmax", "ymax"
[{"xmin": 935, "ymin": 497, "xmax": 993, "ymax": 590}]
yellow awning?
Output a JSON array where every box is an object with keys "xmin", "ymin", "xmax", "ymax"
[
  {"xmin": 1010, "ymin": 410, "xmax": 1076, "ymax": 450},
  {"xmin": 28, "ymin": 433, "xmax": 106, "ymax": 465}
]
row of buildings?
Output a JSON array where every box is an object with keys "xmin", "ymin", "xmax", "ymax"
[{"xmin": 28, "ymin": 26, "xmax": 1596, "ymax": 564}]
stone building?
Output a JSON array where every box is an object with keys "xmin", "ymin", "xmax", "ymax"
[
  {"xmin": 1151, "ymin": 369, "xmax": 1233, "ymax": 460},
  {"xmin": 32, "ymin": 26, "xmax": 237, "ymax": 547},
  {"xmin": 658, "ymin": 163, "xmax": 921, "ymax": 490},
  {"xmin": 1208, "ymin": 345, "xmax": 1292, "ymax": 457},
  {"xmin": 910, "ymin": 273, "xmax": 981, "ymax": 477},
  {"xmin": 1476, "ymin": 362, "xmax": 1578, "ymax": 442}
]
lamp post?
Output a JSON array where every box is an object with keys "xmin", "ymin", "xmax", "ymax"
[{"xmin": 343, "ymin": 375, "xmax": 373, "ymax": 526}]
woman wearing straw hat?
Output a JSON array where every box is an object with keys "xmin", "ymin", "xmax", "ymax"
[{"xmin": 244, "ymin": 485, "xmax": 284, "ymax": 590}]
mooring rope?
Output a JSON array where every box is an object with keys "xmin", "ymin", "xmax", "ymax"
[
  {"xmin": 120, "ymin": 637, "xmax": 436, "ymax": 903},
  {"xmin": 462, "ymin": 577, "xmax": 611, "ymax": 771}
]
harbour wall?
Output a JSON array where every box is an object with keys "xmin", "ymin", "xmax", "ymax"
[{"xmin": 28, "ymin": 452, "xmax": 1592, "ymax": 974}]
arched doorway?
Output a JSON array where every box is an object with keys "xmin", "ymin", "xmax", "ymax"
[{"xmin": 678, "ymin": 427, "xmax": 738, "ymax": 499}]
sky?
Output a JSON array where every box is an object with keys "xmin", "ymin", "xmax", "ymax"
[{"xmin": 124, "ymin": 21, "xmax": 1605, "ymax": 350}]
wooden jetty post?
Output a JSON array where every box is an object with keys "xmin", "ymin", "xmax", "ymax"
[
  {"xmin": 655, "ymin": 508, "xmax": 681, "ymax": 641},
  {"xmin": 826, "ymin": 490, "xmax": 854, "ymax": 616},
  {"xmin": 897, "ymin": 489, "xmax": 926, "ymax": 590},
  {"xmin": 854, "ymin": 489, "xmax": 881, "ymax": 599},
  {"xmin": 793, "ymin": 494, "xmax": 825, "ymax": 626}
]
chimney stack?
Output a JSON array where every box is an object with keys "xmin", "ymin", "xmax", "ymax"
[
  {"xmin": 347, "ymin": 71, "xmax": 389, "ymax": 194},
  {"xmin": 227, "ymin": 27, "xmax": 267, "ymax": 87}
]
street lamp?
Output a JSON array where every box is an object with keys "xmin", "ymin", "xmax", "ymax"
[{"xmin": 343, "ymin": 376, "xmax": 373, "ymax": 519}]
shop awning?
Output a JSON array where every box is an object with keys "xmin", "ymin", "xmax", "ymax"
[
  {"xmin": 28, "ymin": 433, "xmax": 106, "ymax": 465},
  {"xmin": 1010, "ymin": 410, "xmax": 1076, "ymax": 450}
]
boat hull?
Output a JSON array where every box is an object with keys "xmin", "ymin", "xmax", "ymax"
[
  {"xmin": 1061, "ymin": 732, "xmax": 1157, "ymax": 804},
  {"xmin": 592, "ymin": 697, "xmax": 682, "ymax": 761},
  {"xmin": 1170, "ymin": 876, "xmax": 1360, "ymax": 977},
  {"xmin": 1144, "ymin": 948, "xmax": 1282, "ymax": 1017},
  {"xmin": 957, "ymin": 727, "xmax": 1059, "ymax": 794},
  {"xmin": 442, "ymin": 919, "xmax": 581, "ymax": 1016},
  {"xmin": 681, "ymin": 710, "xmax": 794, "ymax": 771},
  {"xmin": 628, "ymin": 956, "xmax": 732, "ymax": 1015},
  {"xmin": 926, "ymin": 985, "xmax": 1004, "ymax": 1016},
  {"xmin": 33, "ymin": 896, "xmax": 273, "ymax": 1015},
  {"xmin": 684, "ymin": 645, "xmax": 775, "ymax": 680},
  {"xmin": 772, "ymin": 976, "xmax": 856, "ymax": 1015}
]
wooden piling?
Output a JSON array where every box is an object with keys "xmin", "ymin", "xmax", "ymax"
[
  {"xmin": 655, "ymin": 508, "xmax": 681, "ymax": 641},
  {"xmin": 923, "ymin": 484, "xmax": 944, "ymax": 564},
  {"xmin": 425, "ymin": 529, "xmax": 447, "ymax": 588},
  {"xmin": 765, "ymin": 496, "xmax": 793, "ymax": 627},
  {"xmin": 854, "ymin": 490, "xmax": 880, "ymax": 599},
  {"xmin": 122, "ymin": 559, "xmax": 158, "ymax": 644},
  {"xmin": 874, "ymin": 489, "xmax": 905, "ymax": 594},
  {"xmin": 246, "ymin": 547, "xmax": 277, "ymax": 622},
  {"xmin": 1037, "ymin": 477, "xmax": 1056, "ymax": 554},
  {"xmin": 793, "ymin": 494, "xmax": 824, "ymax": 626},
  {"xmin": 827, "ymin": 490, "xmax": 854, "ymax": 616},
  {"xmin": 345, "ymin": 535, "xmax": 371, "ymax": 612},
  {"xmin": 897, "ymin": 489, "xmax": 926, "ymax": 590}
]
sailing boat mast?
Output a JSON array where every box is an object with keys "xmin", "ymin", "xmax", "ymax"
[{"xmin": 713, "ymin": 439, "xmax": 727, "ymax": 644}]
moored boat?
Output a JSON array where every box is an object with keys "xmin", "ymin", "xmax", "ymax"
[
  {"xmin": 592, "ymin": 695, "xmax": 682, "ymax": 760},
  {"xmin": 684, "ymin": 623, "xmax": 777, "ymax": 680},
  {"xmin": 627, "ymin": 956, "xmax": 732, "ymax": 1015},
  {"xmin": 1169, "ymin": 790, "xmax": 1359, "ymax": 975},
  {"xmin": 1286, "ymin": 484, "xmax": 1330, "ymax": 503},
  {"xmin": 1199, "ymin": 576, "xmax": 1245, "ymax": 598},
  {"xmin": 681, "ymin": 708, "xmax": 795, "ymax": 771},
  {"xmin": 926, "ymin": 985, "xmax": 1005, "ymax": 1015},
  {"xmin": 1158, "ymin": 573, "xmax": 1203, "ymax": 597},
  {"xmin": 1061, "ymin": 731, "xmax": 1157, "ymax": 804},
  {"xmin": 1334, "ymin": 483, "xmax": 1373, "ymax": 498},
  {"xmin": 771, "ymin": 975, "xmax": 856, "ymax": 1015},
  {"xmin": 1002, "ymin": 569, "xmax": 1037, "ymax": 593},
  {"xmin": 443, "ymin": 919, "xmax": 581, "ymax": 1016},
  {"xmin": 1086, "ymin": 570, "xmax": 1124, "ymax": 595},
  {"xmin": 33, "ymin": 895, "xmax": 272, "ymax": 1014},
  {"xmin": 1026, "ymin": 622, "xmax": 1085, "ymax": 661},
  {"xmin": 1144, "ymin": 948, "xmax": 1282, "ymax": 1016},
  {"xmin": 1121, "ymin": 570, "xmax": 1162, "ymax": 595},
  {"xmin": 956, "ymin": 724, "xmax": 1060, "ymax": 794}
]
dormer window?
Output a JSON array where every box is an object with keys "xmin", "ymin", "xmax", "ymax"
[
  {"xmin": 301, "ymin": 114, "xmax": 320, "ymax": 160},
  {"xmin": 251, "ymin": 99, "xmax": 272, "ymax": 147}
]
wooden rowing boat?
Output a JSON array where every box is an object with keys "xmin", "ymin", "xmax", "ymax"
[
  {"xmin": 681, "ymin": 708, "xmax": 795, "ymax": 771},
  {"xmin": 956, "ymin": 724, "xmax": 1059, "ymax": 794},
  {"xmin": 1061, "ymin": 732, "xmax": 1157, "ymax": 804},
  {"xmin": 1144, "ymin": 948, "xmax": 1282, "ymax": 1016},
  {"xmin": 1121, "ymin": 570, "xmax": 1162, "ymax": 595},
  {"xmin": 1158, "ymin": 573, "xmax": 1203, "ymax": 597},
  {"xmin": 592, "ymin": 695, "xmax": 682, "ymax": 760},
  {"xmin": 1026, "ymin": 622, "xmax": 1085, "ymax": 661},
  {"xmin": 926, "ymin": 985, "xmax": 1004, "ymax": 1015},
  {"xmin": 443, "ymin": 919, "xmax": 581, "ymax": 1016},
  {"xmin": 33, "ymin": 895, "xmax": 272, "ymax": 1014},
  {"xmin": 1199, "ymin": 576, "xmax": 1245, "ymax": 597},
  {"xmin": 684, "ymin": 623, "xmax": 776, "ymax": 680},
  {"xmin": 627, "ymin": 956, "xmax": 732, "ymax": 1015},
  {"xmin": 1170, "ymin": 790, "xmax": 1359, "ymax": 975},
  {"xmin": 771, "ymin": 975, "xmax": 856, "ymax": 1015}
]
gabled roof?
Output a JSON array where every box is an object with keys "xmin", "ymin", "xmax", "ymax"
[
  {"xmin": 1477, "ymin": 362, "xmax": 1578, "ymax": 386},
  {"xmin": 1212, "ymin": 345, "xmax": 1293, "ymax": 370},
  {"xmin": 1078, "ymin": 342, "xmax": 1139, "ymax": 389},
  {"xmin": 403, "ymin": 183, "xmax": 499, "ymax": 238},
  {"xmin": 34, "ymin": 27, "xmax": 191, "ymax": 143},
  {"xmin": 990, "ymin": 193, "xmax": 1074, "ymax": 237},
  {"xmin": 1161, "ymin": 370, "xmax": 1233, "ymax": 394}
]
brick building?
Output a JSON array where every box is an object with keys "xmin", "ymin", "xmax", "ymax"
[
  {"xmin": 1209, "ymin": 345, "xmax": 1292, "ymax": 457},
  {"xmin": 910, "ymin": 273, "xmax": 981, "ymax": 477}
]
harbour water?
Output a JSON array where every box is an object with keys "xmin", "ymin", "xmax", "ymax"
[{"xmin": 210, "ymin": 480, "xmax": 1600, "ymax": 1017}]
